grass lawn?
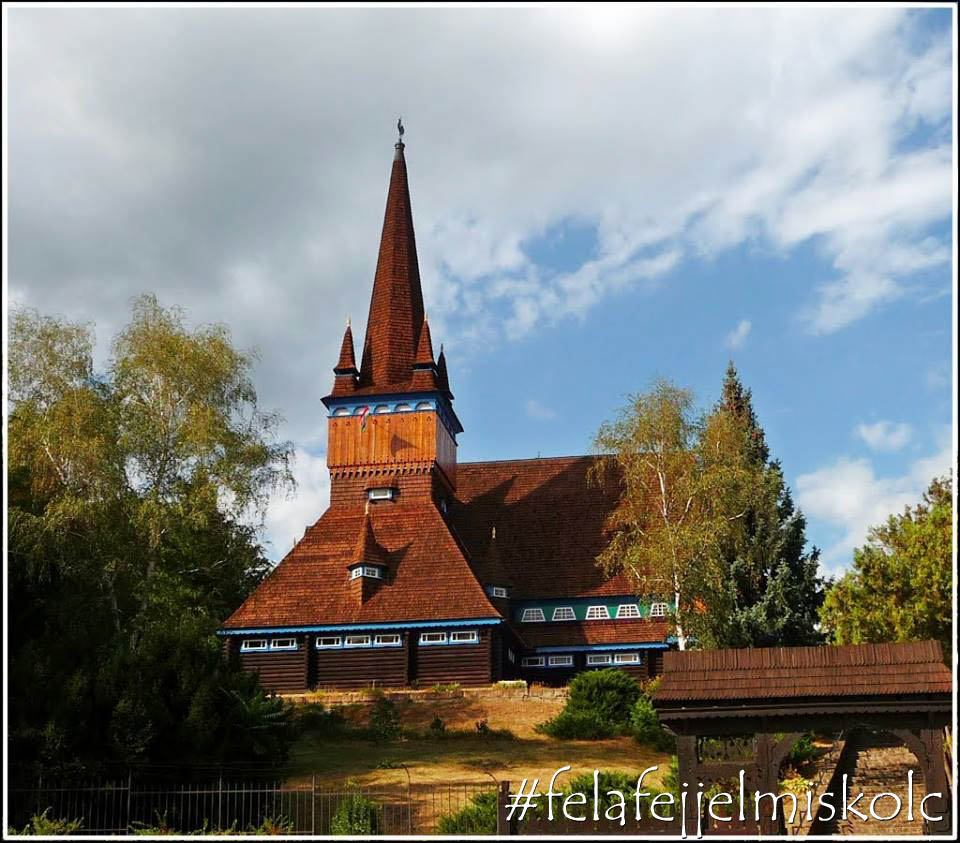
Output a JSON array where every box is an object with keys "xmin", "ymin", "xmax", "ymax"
[{"xmin": 285, "ymin": 693, "xmax": 672, "ymax": 790}]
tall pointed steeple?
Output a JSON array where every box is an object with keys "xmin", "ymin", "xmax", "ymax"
[
  {"xmin": 358, "ymin": 137, "xmax": 426, "ymax": 388},
  {"xmin": 331, "ymin": 320, "xmax": 358, "ymax": 396}
]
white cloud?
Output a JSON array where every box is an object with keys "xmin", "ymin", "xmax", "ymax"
[
  {"xmin": 795, "ymin": 432, "xmax": 951, "ymax": 573},
  {"xmin": 262, "ymin": 448, "xmax": 331, "ymax": 561},
  {"xmin": 725, "ymin": 319, "xmax": 751, "ymax": 349},
  {"xmin": 855, "ymin": 420, "xmax": 914, "ymax": 452},
  {"xmin": 525, "ymin": 399, "xmax": 557, "ymax": 422}
]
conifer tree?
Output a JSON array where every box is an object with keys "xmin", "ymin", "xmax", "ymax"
[{"xmin": 708, "ymin": 362, "xmax": 824, "ymax": 647}]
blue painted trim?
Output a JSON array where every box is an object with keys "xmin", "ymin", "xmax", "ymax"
[
  {"xmin": 531, "ymin": 642, "xmax": 669, "ymax": 654},
  {"xmin": 218, "ymin": 618, "xmax": 501, "ymax": 636},
  {"xmin": 322, "ymin": 390, "xmax": 463, "ymax": 435}
]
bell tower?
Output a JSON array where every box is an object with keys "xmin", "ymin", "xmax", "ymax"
[{"xmin": 322, "ymin": 130, "xmax": 461, "ymax": 506}]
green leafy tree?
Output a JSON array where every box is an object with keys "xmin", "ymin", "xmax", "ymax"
[
  {"xmin": 591, "ymin": 378, "xmax": 767, "ymax": 648},
  {"xmin": 8, "ymin": 296, "xmax": 295, "ymax": 772},
  {"xmin": 820, "ymin": 474, "xmax": 953, "ymax": 660}
]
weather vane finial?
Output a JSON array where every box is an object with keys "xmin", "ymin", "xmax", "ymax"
[{"xmin": 397, "ymin": 117, "xmax": 404, "ymax": 143}]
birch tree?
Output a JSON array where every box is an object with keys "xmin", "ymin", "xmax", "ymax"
[{"xmin": 590, "ymin": 378, "xmax": 766, "ymax": 649}]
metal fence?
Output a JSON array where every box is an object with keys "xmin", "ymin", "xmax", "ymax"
[{"xmin": 8, "ymin": 775, "xmax": 493, "ymax": 835}]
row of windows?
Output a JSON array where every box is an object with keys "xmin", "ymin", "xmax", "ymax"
[
  {"xmin": 240, "ymin": 630, "xmax": 480, "ymax": 652},
  {"xmin": 519, "ymin": 603, "xmax": 668, "ymax": 623},
  {"xmin": 240, "ymin": 638, "xmax": 298, "ymax": 652},
  {"xmin": 521, "ymin": 652, "xmax": 642, "ymax": 668},
  {"xmin": 331, "ymin": 401, "xmax": 434, "ymax": 417}
]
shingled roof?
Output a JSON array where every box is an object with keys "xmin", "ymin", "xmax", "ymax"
[
  {"xmin": 223, "ymin": 501, "xmax": 500, "ymax": 629},
  {"xmin": 520, "ymin": 619, "xmax": 670, "ymax": 649},
  {"xmin": 356, "ymin": 141, "xmax": 427, "ymax": 392},
  {"xmin": 451, "ymin": 456, "xmax": 633, "ymax": 598},
  {"xmin": 654, "ymin": 640, "xmax": 952, "ymax": 703}
]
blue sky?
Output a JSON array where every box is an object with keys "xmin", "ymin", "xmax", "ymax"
[{"xmin": 7, "ymin": 6, "xmax": 955, "ymax": 574}]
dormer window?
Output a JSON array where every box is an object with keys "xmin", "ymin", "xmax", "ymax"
[
  {"xmin": 552, "ymin": 607, "xmax": 575, "ymax": 621},
  {"xmin": 488, "ymin": 585, "xmax": 508, "ymax": 599},
  {"xmin": 650, "ymin": 602, "xmax": 668, "ymax": 617},
  {"xmin": 520, "ymin": 608, "xmax": 545, "ymax": 623},
  {"xmin": 616, "ymin": 603, "xmax": 641, "ymax": 619},
  {"xmin": 349, "ymin": 564, "xmax": 383, "ymax": 580},
  {"xmin": 368, "ymin": 487, "xmax": 395, "ymax": 502},
  {"xmin": 585, "ymin": 605, "xmax": 610, "ymax": 620}
]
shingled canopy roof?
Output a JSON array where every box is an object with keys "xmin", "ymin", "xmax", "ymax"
[{"xmin": 654, "ymin": 640, "xmax": 951, "ymax": 709}]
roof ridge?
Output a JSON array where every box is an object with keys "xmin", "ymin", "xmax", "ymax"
[{"xmin": 458, "ymin": 454, "xmax": 609, "ymax": 467}]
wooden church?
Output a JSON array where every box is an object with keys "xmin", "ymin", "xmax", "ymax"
[{"xmin": 219, "ymin": 134, "xmax": 674, "ymax": 692}]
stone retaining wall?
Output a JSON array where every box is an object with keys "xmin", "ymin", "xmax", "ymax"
[{"xmin": 281, "ymin": 680, "xmax": 568, "ymax": 706}]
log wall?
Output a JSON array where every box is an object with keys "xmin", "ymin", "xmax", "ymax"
[{"xmin": 238, "ymin": 637, "xmax": 310, "ymax": 692}]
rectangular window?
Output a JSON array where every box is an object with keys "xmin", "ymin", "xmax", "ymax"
[
  {"xmin": 521, "ymin": 656, "xmax": 545, "ymax": 667},
  {"xmin": 419, "ymin": 632, "xmax": 447, "ymax": 645},
  {"xmin": 650, "ymin": 602, "xmax": 668, "ymax": 618},
  {"xmin": 552, "ymin": 607, "xmax": 575, "ymax": 621},
  {"xmin": 240, "ymin": 639, "xmax": 267, "ymax": 652},
  {"xmin": 614, "ymin": 652, "xmax": 640, "ymax": 664},
  {"xmin": 586, "ymin": 653, "xmax": 612, "ymax": 665},
  {"xmin": 316, "ymin": 636, "xmax": 342, "ymax": 649},
  {"xmin": 490, "ymin": 586, "xmax": 508, "ymax": 599},
  {"xmin": 368, "ymin": 487, "xmax": 394, "ymax": 501},
  {"xmin": 585, "ymin": 605, "xmax": 610, "ymax": 620},
  {"xmin": 520, "ymin": 608, "xmax": 546, "ymax": 623},
  {"xmin": 270, "ymin": 638, "xmax": 297, "ymax": 650},
  {"xmin": 616, "ymin": 603, "xmax": 641, "ymax": 619},
  {"xmin": 350, "ymin": 567, "xmax": 363, "ymax": 580},
  {"xmin": 450, "ymin": 630, "xmax": 478, "ymax": 644},
  {"xmin": 374, "ymin": 634, "xmax": 401, "ymax": 647},
  {"xmin": 344, "ymin": 635, "xmax": 371, "ymax": 647},
  {"xmin": 548, "ymin": 655, "xmax": 574, "ymax": 667},
  {"xmin": 362, "ymin": 566, "xmax": 382, "ymax": 578}
]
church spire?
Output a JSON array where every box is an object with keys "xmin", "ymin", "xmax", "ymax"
[
  {"xmin": 330, "ymin": 320, "xmax": 358, "ymax": 396},
  {"xmin": 358, "ymin": 133, "xmax": 425, "ymax": 388},
  {"xmin": 411, "ymin": 316, "xmax": 438, "ymax": 391}
]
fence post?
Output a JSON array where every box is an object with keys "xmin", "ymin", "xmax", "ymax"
[
  {"xmin": 311, "ymin": 772, "xmax": 316, "ymax": 835},
  {"xmin": 125, "ymin": 770, "xmax": 132, "ymax": 832},
  {"xmin": 497, "ymin": 780, "xmax": 515, "ymax": 835},
  {"xmin": 217, "ymin": 772, "xmax": 223, "ymax": 832}
]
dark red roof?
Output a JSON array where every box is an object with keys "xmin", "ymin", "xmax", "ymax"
[
  {"xmin": 335, "ymin": 323, "xmax": 358, "ymax": 373},
  {"xmin": 351, "ymin": 509, "xmax": 389, "ymax": 568},
  {"xmin": 357, "ymin": 141, "xmax": 426, "ymax": 391},
  {"xmin": 520, "ymin": 619, "xmax": 670, "ymax": 649},
  {"xmin": 223, "ymin": 501, "xmax": 499, "ymax": 629},
  {"xmin": 654, "ymin": 641, "xmax": 952, "ymax": 703},
  {"xmin": 451, "ymin": 456, "xmax": 633, "ymax": 598}
]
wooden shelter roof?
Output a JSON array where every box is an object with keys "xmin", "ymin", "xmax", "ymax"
[{"xmin": 655, "ymin": 640, "xmax": 951, "ymax": 704}]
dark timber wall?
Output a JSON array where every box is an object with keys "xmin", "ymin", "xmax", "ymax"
[
  {"xmin": 414, "ymin": 629, "xmax": 492, "ymax": 686},
  {"xmin": 313, "ymin": 637, "xmax": 409, "ymax": 689},
  {"xmin": 238, "ymin": 637, "xmax": 309, "ymax": 692}
]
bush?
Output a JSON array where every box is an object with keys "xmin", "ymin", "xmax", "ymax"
[
  {"xmin": 566, "ymin": 669, "xmax": 641, "ymax": 727},
  {"xmin": 786, "ymin": 734, "xmax": 818, "ymax": 765},
  {"xmin": 436, "ymin": 790, "xmax": 498, "ymax": 834},
  {"xmin": 10, "ymin": 809, "xmax": 84, "ymax": 835},
  {"xmin": 368, "ymin": 694, "xmax": 401, "ymax": 743},
  {"xmin": 629, "ymin": 695, "xmax": 675, "ymax": 751},
  {"xmin": 331, "ymin": 791, "xmax": 381, "ymax": 836},
  {"xmin": 536, "ymin": 669, "xmax": 640, "ymax": 738},
  {"xmin": 295, "ymin": 702, "xmax": 346, "ymax": 736},
  {"xmin": 429, "ymin": 715, "xmax": 446, "ymax": 735},
  {"xmin": 535, "ymin": 709, "xmax": 615, "ymax": 740}
]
